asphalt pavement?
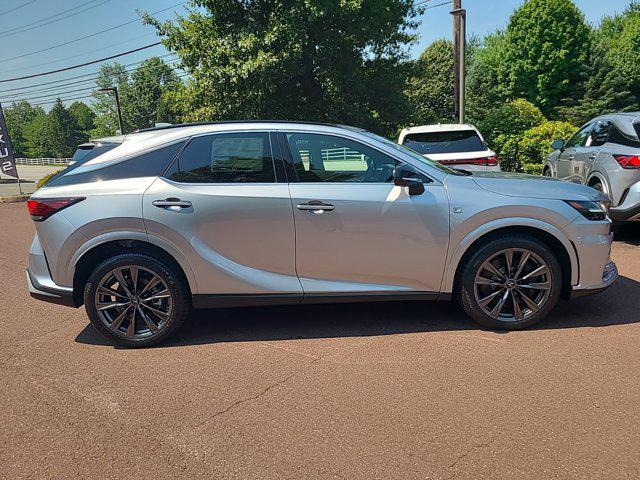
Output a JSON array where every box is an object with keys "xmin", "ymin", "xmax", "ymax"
[{"xmin": 1, "ymin": 202, "xmax": 639, "ymax": 479}]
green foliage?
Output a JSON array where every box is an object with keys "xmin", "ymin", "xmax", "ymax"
[
  {"xmin": 24, "ymin": 99, "xmax": 84, "ymax": 158},
  {"xmin": 145, "ymin": 0, "xmax": 421, "ymax": 136},
  {"xmin": 68, "ymin": 101, "xmax": 95, "ymax": 135},
  {"xmin": 479, "ymin": 98, "xmax": 546, "ymax": 144},
  {"xmin": 498, "ymin": 121, "xmax": 576, "ymax": 173},
  {"xmin": 498, "ymin": 0, "xmax": 590, "ymax": 117},
  {"xmin": 406, "ymin": 39, "xmax": 454, "ymax": 125},
  {"xmin": 522, "ymin": 163, "xmax": 544, "ymax": 175},
  {"xmin": 36, "ymin": 169, "xmax": 64, "ymax": 189},
  {"xmin": 3, "ymin": 101, "xmax": 45, "ymax": 157},
  {"xmin": 91, "ymin": 57, "xmax": 180, "ymax": 137},
  {"xmin": 466, "ymin": 31, "xmax": 507, "ymax": 125}
]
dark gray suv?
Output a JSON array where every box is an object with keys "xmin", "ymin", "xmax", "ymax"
[{"xmin": 544, "ymin": 112, "xmax": 640, "ymax": 222}]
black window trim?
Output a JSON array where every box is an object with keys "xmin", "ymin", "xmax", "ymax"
[
  {"xmin": 163, "ymin": 130, "xmax": 281, "ymax": 185},
  {"xmin": 276, "ymin": 130, "xmax": 432, "ymax": 184}
]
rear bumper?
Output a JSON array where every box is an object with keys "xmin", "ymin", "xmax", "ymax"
[
  {"xmin": 26, "ymin": 268, "xmax": 77, "ymax": 308},
  {"xmin": 570, "ymin": 261, "xmax": 618, "ymax": 299},
  {"xmin": 610, "ymin": 179, "xmax": 640, "ymax": 222}
]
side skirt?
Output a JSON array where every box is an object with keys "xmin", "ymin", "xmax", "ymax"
[{"xmin": 192, "ymin": 291, "xmax": 449, "ymax": 309}]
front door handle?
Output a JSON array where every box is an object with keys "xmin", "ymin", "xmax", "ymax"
[
  {"xmin": 152, "ymin": 198, "xmax": 192, "ymax": 209},
  {"xmin": 297, "ymin": 201, "xmax": 335, "ymax": 215}
]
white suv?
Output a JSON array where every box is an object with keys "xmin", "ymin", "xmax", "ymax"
[{"xmin": 398, "ymin": 124, "xmax": 499, "ymax": 171}]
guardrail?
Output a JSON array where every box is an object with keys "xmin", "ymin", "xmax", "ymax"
[{"xmin": 15, "ymin": 158, "xmax": 71, "ymax": 166}]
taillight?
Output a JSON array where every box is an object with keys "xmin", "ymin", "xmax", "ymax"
[
  {"xmin": 440, "ymin": 156, "xmax": 499, "ymax": 166},
  {"xmin": 614, "ymin": 155, "xmax": 640, "ymax": 169},
  {"xmin": 27, "ymin": 197, "xmax": 85, "ymax": 222}
]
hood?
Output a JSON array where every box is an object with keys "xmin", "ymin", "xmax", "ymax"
[{"xmin": 470, "ymin": 171, "xmax": 608, "ymax": 202}]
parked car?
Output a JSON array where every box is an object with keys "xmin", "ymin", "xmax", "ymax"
[
  {"xmin": 27, "ymin": 121, "xmax": 616, "ymax": 347},
  {"xmin": 543, "ymin": 112, "xmax": 640, "ymax": 222},
  {"xmin": 398, "ymin": 124, "xmax": 499, "ymax": 171}
]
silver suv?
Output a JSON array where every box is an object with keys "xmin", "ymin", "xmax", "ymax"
[
  {"xmin": 544, "ymin": 112, "xmax": 640, "ymax": 222},
  {"xmin": 27, "ymin": 121, "xmax": 617, "ymax": 347}
]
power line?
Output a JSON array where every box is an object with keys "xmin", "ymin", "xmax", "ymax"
[
  {"xmin": 1, "ymin": 33, "xmax": 158, "ymax": 75},
  {"xmin": 0, "ymin": 54, "xmax": 178, "ymax": 94},
  {"xmin": 2, "ymin": 63, "xmax": 186, "ymax": 103},
  {"xmin": 0, "ymin": 0, "xmax": 38, "ymax": 16},
  {"xmin": 0, "ymin": 0, "xmax": 109, "ymax": 38},
  {"xmin": 0, "ymin": 42, "xmax": 163, "ymax": 83},
  {"xmin": 0, "ymin": 1, "xmax": 186, "ymax": 64},
  {"xmin": 424, "ymin": 0, "xmax": 452, "ymax": 9}
]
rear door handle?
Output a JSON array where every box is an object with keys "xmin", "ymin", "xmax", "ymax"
[{"xmin": 152, "ymin": 198, "xmax": 192, "ymax": 209}]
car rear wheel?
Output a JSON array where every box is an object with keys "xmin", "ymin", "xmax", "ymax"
[
  {"xmin": 458, "ymin": 235, "xmax": 562, "ymax": 330},
  {"xmin": 84, "ymin": 253, "xmax": 190, "ymax": 347}
]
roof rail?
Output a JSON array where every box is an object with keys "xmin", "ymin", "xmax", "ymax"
[{"xmin": 135, "ymin": 120, "xmax": 363, "ymax": 133}]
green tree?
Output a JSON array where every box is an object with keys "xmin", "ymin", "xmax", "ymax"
[
  {"xmin": 406, "ymin": 39, "xmax": 454, "ymax": 125},
  {"xmin": 25, "ymin": 99, "xmax": 84, "ymax": 158},
  {"xmin": 145, "ymin": 0, "xmax": 422, "ymax": 136},
  {"xmin": 3, "ymin": 101, "xmax": 45, "ymax": 157},
  {"xmin": 91, "ymin": 58, "xmax": 181, "ymax": 136},
  {"xmin": 499, "ymin": 0, "xmax": 591, "ymax": 117},
  {"xmin": 479, "ymin": 98, "xmax": 546, "ymax": 144},
  {"xmin": 466, "ymin": 31, "xmax": 507, "ymax": 126},
  {"xmin": 68, "ymin": 101, "xmax": 95, "ymax": 138}
]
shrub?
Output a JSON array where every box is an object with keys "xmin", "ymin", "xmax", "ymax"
[
  {"xmin": 518, "ymin": 121, "xmax": 577, "ymax": 167},
  {"xmin": 522, "ymin": 163, "xmax": 544, "ymax": 175},
  {"xmin": 479, "ymin": 98, "xmax": 546, "ymax": 144},
  {"xmin": 36, "ymin": 170, "xmax": 64, "ymax": 189}
]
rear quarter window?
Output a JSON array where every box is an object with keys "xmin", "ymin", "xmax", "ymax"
[{"xmin": 46, "ymin": 141, "xmax": 185, "ymax": 187}]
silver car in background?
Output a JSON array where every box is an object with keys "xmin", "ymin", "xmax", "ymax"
[
  {"xmin": 27, "ymin": 121, "xmax": 616, "ymax": 347},
  {"xmin": 544, "ymin": 112, "xmax": 640, "ymax": 222}
]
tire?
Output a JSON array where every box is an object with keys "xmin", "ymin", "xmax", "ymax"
[
  {"xmin": 84, "ymin": 253, "xmax": 191, "ymax": 347},
  {"xmin": 457, "ymin": 235, "xmax": 562, "ymax": 330},
  {"xmin": 543, "ymin": 168, "xmax": 552, "ymax": 177}
]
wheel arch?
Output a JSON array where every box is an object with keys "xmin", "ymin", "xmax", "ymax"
[
  {"xmin": 444, "ymin": 220, "xmax": 578, "ymax": 300},
  {"xmin": 586, "ymin": 171, "xmax": 610, "ymax": 193},
  {"xmin": 71, "ymin": 235, "xmax": 197, "ymax": 307}
]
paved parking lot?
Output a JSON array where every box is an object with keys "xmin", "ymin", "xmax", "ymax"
[{"xmin": 1, "ymin": 201, "xmax": 639, "ymax": 479}]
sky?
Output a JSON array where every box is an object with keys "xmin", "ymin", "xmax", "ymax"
[{"xmin": 0, "ymin": 0, "xmax": 635, "ymax": 110}]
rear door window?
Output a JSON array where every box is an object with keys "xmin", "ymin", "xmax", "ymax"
[
  {"xmin": 168, "ymin": 132, "xmax": 276, "ymax": 183},
  {"xmin": 402, "ymin": 130, "xmax": 486, "ymax": 155}
]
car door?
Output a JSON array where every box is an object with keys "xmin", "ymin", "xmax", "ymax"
[
  {"xmin": 280, "ymin": 131, "xmax": 450, "ymax": 297},
  {"xmin": 143, "ymin": 131, "xmax": 302, "ymax": 300},
  {"xmin": 556, "ymin": 123, "xmax": 593, "ymax": 181}
]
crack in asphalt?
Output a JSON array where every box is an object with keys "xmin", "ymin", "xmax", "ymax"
[
  {"xmin": 193, "ymin": 356, "xmax": 322, "ymax": 430},
  {"xmin": 446, "ymin": 435, "xmax": 498, "ymax": 477}
]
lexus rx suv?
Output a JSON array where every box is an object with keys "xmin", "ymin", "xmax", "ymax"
[
  {"xmin": 27, "ymin": 121, "xmax": 617, "ymax": 347},
  {"xmin": 544, "ymin": 112, "xmax": 640, "ymax": 222}
]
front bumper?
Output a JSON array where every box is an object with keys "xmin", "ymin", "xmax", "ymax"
[{"xmin": 570, "ymin": 260, "xmax": 618, "ymax": 299}]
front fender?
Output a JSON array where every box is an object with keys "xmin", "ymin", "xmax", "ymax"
[{"xmin": 441, "ymin": 217, "xmax": 579, "ymax": 293}]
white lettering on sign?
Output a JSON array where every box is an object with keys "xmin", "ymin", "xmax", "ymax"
[
  {"xmin": 2, "ymin": 160, "xmax": 13, "ymax": 171},
  {"xmin": 0, "ymin": 147, "xmax": 8, "ymax": 159}
]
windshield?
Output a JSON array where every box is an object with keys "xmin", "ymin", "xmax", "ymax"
[
  {"xmin": 403, "ymin": 130, "xmax": 486, "ymax": 154},
  {"xmin": 361, "ymin": 131, "xmax": 465, "ymax": 175}
]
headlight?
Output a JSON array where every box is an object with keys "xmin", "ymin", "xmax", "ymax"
[{"xmin": 565, "ymin": 200, "xmax": 608, "ymax": 221}]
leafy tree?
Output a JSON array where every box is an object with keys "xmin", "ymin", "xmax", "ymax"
[
  {"xmin": 498, "ymin": 0, "xmax": 591, "ymax": 117},
  {"xmin": 466, "ymin": 31, "xmax": 507, "ymax": 126},
  {"xmin": 91, "ymin": 58, "xmax": 181, "ymax": 136},
  {"xmin": 3, "ymin": 101, "xmax": 45, "ymax": 157},
  {"xmin": 144, "ymin": 0, "xmax": 422, "ymax": 136},
  {"xmin": 24, "ymin": 99, "xmax": 84, "ymax": 158},
  {"xmin": 68, "ymin": 101, "xmax": 95, "ymax": 138},
  {"xmin": 405, "ymin": 39, "xmax": 454, "ymax": 125}
]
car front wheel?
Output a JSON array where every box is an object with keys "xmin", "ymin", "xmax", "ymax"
[
  {"xmin": 84, "ymin": 253, "xmax": 191, "ymax": 347},
  {"xmin": 458, "ymin": 235, "xmax": 562, "ymax": 330}
]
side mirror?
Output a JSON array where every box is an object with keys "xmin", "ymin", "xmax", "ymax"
[
  {"xmin": 551, "ymin": 139, "xmax": 565, "ymax": 151},
  {"xmin": 393, "ymin": 164, "xmax": 425, "ymax": 196}
]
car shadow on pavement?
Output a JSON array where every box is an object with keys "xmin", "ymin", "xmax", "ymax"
[
  {"xmin": 613, "ymin": 222, "xmax": 640, "ymax": 246},
  {"xmin": 75, "ymin": 275, "xmax": 640, "ymax": 348}
]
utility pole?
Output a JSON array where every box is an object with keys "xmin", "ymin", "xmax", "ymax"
[
  {"xmin": 451, "ymin": 0, "xmax": 466, "ymax": 124},
  {"xmin": 98, "ymin": 87, "xmax": 124, "ymax": 135}
]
